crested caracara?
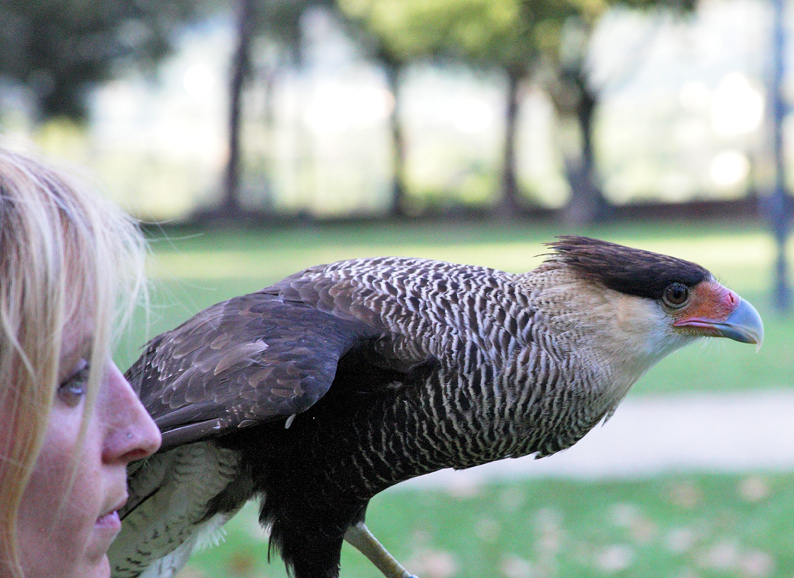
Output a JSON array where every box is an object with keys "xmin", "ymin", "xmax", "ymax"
[{"xmin": 109, "ymin": 236, "xmax": 764, "ymax": 578}]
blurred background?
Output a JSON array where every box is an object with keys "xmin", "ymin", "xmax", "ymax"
[
  {"xmin": 1, "ymin": 0, "xmax": 787, "ymax": 223},
  {"xmin": 3, "ymin": 0, "xmax": 794, "ymax": 576}
]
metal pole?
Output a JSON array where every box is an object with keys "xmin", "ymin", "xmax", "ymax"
[{"xmin": 771, "ymin": 0, "xmax": 790, "ymax": 311}]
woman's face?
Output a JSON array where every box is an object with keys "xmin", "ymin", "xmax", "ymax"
[{"xmin": 15, "ymin": 326, "xmax": 161, "ymax": 578}]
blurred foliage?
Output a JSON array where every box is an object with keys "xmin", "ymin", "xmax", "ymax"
[
  {"xmin": 340, "ymin": 0, "xmax": 557, "ymax": 74},
  {"xmin": 0, "ymin": 0, "xmax": 758, "ymax": 221},
  {"xmin": 253, "ymin": 0, "xmax": 338, "ymax": 58},
  {"xmin": 0, "ymin": 0, "xmax": 211, "ymax": 120},
  {"xmin": 338, "ymin": 0, "xmax": 694, "ymax": 83},
  {"xmin": 340, "ymin": 0, "xmax": 530, "ymax": 70},
  {"xmin": 336, "ymin": 0, "xmax": 697, "ymax": 221}
]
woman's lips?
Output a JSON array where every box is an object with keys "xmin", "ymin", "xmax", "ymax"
[
  {"xmin": 95, "ymin": 510, "xmax": 121, "ymax": 531},
  {"xmin": 96, "ymin": 495, "xmax": 126, "ymax": 532}
]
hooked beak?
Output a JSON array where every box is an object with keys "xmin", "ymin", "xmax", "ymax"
[
  {"xmin": 708, "ymin": 298, "xmax": 765, "ymax": 347},
  {"xmin": 674, "ymin": 288, "xmax": 764, "ymax": 350}
]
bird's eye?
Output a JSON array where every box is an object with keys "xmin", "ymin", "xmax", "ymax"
[{"xmin": 663, "ymin": 283, "xmax": 690, "ymax": 308}]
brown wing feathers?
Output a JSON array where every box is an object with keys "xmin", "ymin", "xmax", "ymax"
[{"xmin": 126, "ymin": 291, "xmax": 380, "ymax": 449}]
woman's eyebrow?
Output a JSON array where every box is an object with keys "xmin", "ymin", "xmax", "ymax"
[{"xmin": 58, "ymin": 333, "xmax": 93, "ymax": 378}]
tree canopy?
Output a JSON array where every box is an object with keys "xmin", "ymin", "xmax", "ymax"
[
  {"xmin": 0, "ymin": 0, "xmax": 206, "ymax": 120},
  {"xmin": 339, "ymin": 0, "xmax": 696, "ymax": 221}
]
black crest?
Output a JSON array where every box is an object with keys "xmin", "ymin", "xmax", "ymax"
[{"xmin": 547, "ymin": 236, "xmax": 711, "ymax": 300}]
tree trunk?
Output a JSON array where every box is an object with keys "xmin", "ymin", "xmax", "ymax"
[
  {"xmin": 257, "ymin": 67, "xmax": 277, "ymax": 211},
  {"xmin": 382, "ymin": 58, "xmax": 408, "ymax": 217},
  {"xmin": 492, "ymin": 68, "xmax": 523, "ymax": 220},
  {"xmin": 221, "ymin": 0, "xmax": 256, "ymax": 216},
  {"xmin": 562, "ymin": 71, "xmax": 611, "ymax": 225}
]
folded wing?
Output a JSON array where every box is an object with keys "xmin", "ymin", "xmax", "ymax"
[{"xmin": 127, "ymin": 291, "xmax": 381, "ymax": 450}]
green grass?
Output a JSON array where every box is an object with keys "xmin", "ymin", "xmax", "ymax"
[
  {"xmin": 183, "ymin": 472, "xmax": 794, "ymax": 578},
  {"xmin": 121, "ymin": 219, "xmax": 794, "ymax": 578}
]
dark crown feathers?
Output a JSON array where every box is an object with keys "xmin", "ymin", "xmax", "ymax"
[{"xmin": 547, "ymin": 236, "xmax": 711, "ymax": 300}]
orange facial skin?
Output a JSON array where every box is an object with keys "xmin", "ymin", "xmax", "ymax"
[{"xmin": 672, "ymin": 281, "xmax": 764, "ymax": 345}]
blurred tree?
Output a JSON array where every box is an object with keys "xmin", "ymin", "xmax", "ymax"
[
  {"xmin": 339, "ymin": 0, "xmax": 504, "ymax": 216},
  {"xmin": 223, "ymin": 0, "xmax": 256, "ymax": 216},
  {"xmin": 220, "ymin": 0, "xmax": 337, "ymax": 218},
  {"xmin": 339, "ymin": 1, "xmax": 458, "ymax": 216},
  {"xmin": 0, "ymin": 0, "xmax": 206, "ymax": 121},
  {"xmin": 340, "ymin": 0, "xmax": 695, "ymax": 222},
  {"xmin": 539, "ymin": 0, "xmax": 696, "ymax": 224},
  {"xmin": 380, "ymin": 50, "xmax": 409, "ymax": 217}
]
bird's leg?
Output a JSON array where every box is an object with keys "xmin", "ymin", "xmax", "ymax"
[{"xmin": 344, "ymin": 521, "xmax": 418, "ymax": 578}]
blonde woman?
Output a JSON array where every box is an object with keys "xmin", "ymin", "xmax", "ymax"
[{"xmin": 0, "ymin": 147, "xmax": 161, "ymax": 578}]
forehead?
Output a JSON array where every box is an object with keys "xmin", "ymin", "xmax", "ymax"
[{"xmin": 59, "ymin": 247, "xmax": 103, "ymax": 371}]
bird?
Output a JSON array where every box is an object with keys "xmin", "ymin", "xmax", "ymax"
[{"xmin": 109, "ymin": 236, "xmax": 764, "ymax": 578}]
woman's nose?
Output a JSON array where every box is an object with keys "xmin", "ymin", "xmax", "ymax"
[{"xmin": 101, "ymin": 362, "xmax": 162, "ymax": 463}]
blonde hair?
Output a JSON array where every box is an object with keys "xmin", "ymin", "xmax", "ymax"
[{"xmin": 0, "ymin": 146, "xmax": 147, "ymax": 576}]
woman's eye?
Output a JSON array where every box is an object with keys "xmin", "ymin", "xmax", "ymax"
[
  {"xmin": 663, "ymin": 283, "xmax": 690, "ymax": 308},
  {"xmin": 58, "ymin": 359, "xmax": 90, "ymax": 406}
]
